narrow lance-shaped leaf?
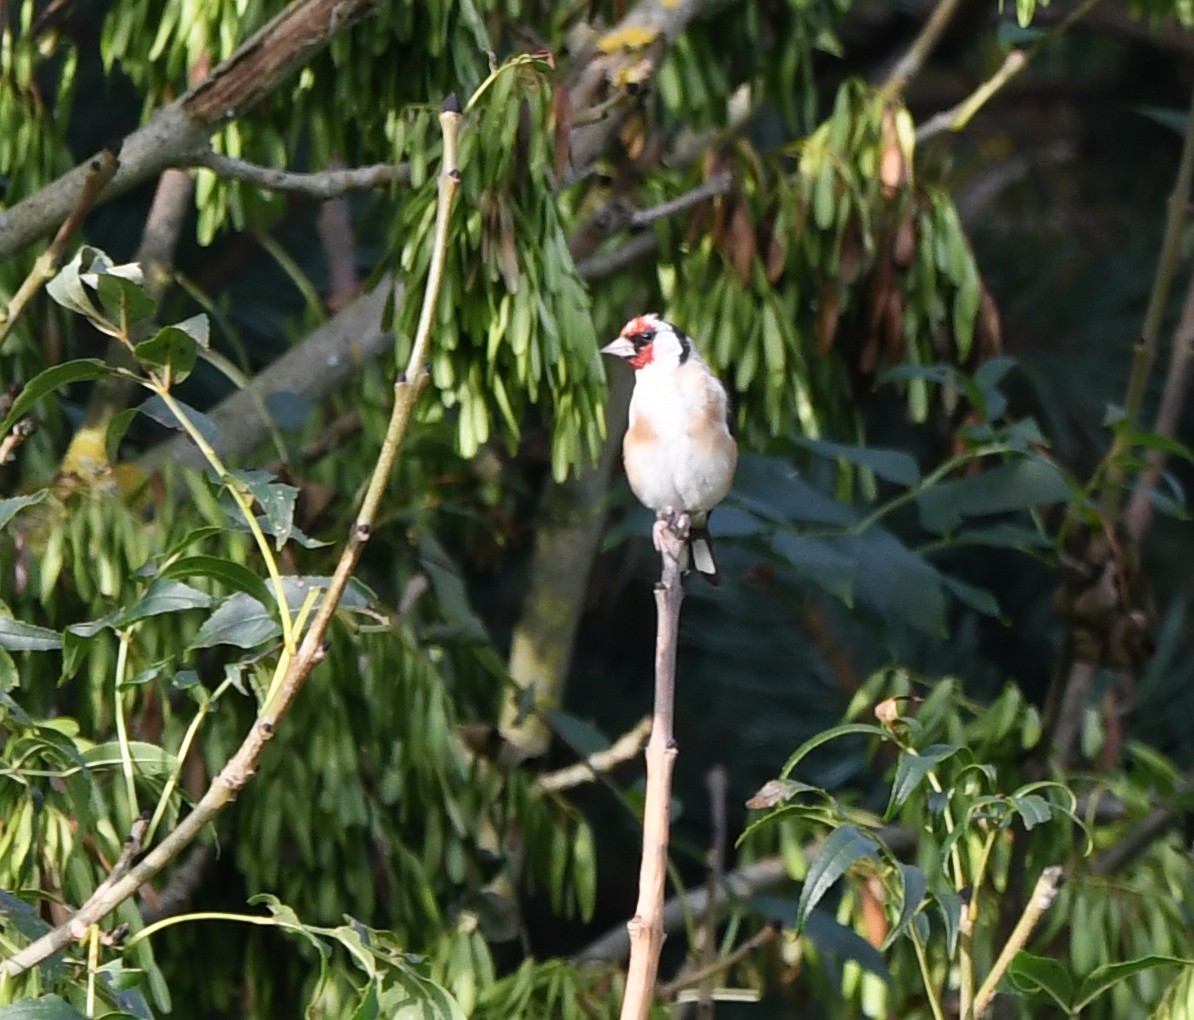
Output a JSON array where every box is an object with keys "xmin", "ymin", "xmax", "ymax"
[{"xmin": 796, "ymin": 824, "xmax": 880, "ymax": 932}]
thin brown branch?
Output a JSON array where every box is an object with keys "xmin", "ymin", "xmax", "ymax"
[
  {"xmin": 575, "ymin": 233, "xmax": 661, "ymax": 283},
  {"xmin": 631, "ymin": 171, "xmax": 734, "ymax": 228},
  {"xmin": 190, "ymin": 150, "xmax": 410, "ymax": 200},
  {"xmin": 973, "ymin": 866, "xmax": 1064, "ymax": 1018},
  {"xmin": 0, "ymin": 146, "xmax": 120, "ymax": 352},
  {"xmin": 658, "ymin": 924, "xmax": 778, "ymax": 1002},
  {"xmin": 316, "ymin": 156, "xmax": 363, "ymax": 311},
  {"xmin": 577, "ymin": 857, "xmax": 788, "ymax": 964},
  {"xmin": 620, "ymin": 513, "xmax": 688, "ymax": 1020},
  {"xmin": 881, "ymin": 0, "xmax": 968, "ymax": 96},
  {"xmin": 1, "ymin": 96, "xmax": 464, "ymax": 981},
  {"xmin": 915, "ymin": 0, "xmax": 1102, "ymax": 142},
  {"xmin": 533, "ymin": 716, "xmax": 653, "ymax": 794}
]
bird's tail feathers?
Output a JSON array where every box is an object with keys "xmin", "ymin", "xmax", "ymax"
[{"xmin": 689, "ymin": 526, "xmax": 719, "ymax": 585}]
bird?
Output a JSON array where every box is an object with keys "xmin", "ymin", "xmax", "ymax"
[{"xmin": 602, "ymin": 313, "xmax": 738, "ymax": 583}]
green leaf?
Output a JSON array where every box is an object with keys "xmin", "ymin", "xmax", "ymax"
[
  {"xmin": 82, "ymin": 740, "xmax": 177, "ymax": 776},
  {"xmin": 0, "ymin": 360, "xmax": 112, "ymax": 436},
  {"xmin": 843, "ymin": 530, "xmax": 946, "ymax": 635},
  {"xmin": 934, "ymin": 889, "xmax": 963, "ymax": 955},
  {"xmin": 190, "ymin": 593, "xmax": 281, "ymax": 650},
  {"xmin": 1009, "ymin": 792, "xmax": 1053, "ymax": 829},
  {"xmin": 46, "ymin": 247, "xmax": 104, "ymax": 319},
  {"xmin": 886, "ymin": 744, "xmax": 961, "ymax": 818},
  {"xmin": 159, "ymin": 555, "xmax": 273, "ymax": 608},
  {"xmin": 545, "ymin": 708, "xmax": 609, "ymax": 758},
  {"xmin": 780, "ymin": 723, "xmax": 890, "ymax": 779},
  {"xmin": 239, "ymin": 473, "xmax": 298, "ymax": 550},
  {"xmin": 1007, "ymin": 951, "xmax": 1074, "ymax": 1010},
  {"xmin": 137, "ymin": 396, "xmax": 218, "ymax": 446},
  {"xmin": 0, "ymin": 617, "xmax": 62, "ymax": 651},
  {"xmin": 0, "ymin": 491, "xmax": 49, "ymax": 530},
  {"xmin": 885, "ymin": 862, "xmax": 928, "ymax": 948},
  {"xmin": 795, "ymin": 437, "xmax": 920, "ymax": 485},
  {"xmin": 795, "ymin": 824, "xmax": 879, "ymax": 932},
  {"xmin": 772, "ymin": 533, "xmax": 856, "ymax": 604},
  {"xmin": 917, "ymin": 457, "xmax": 1073, "ymax": 534},
  {"xmin": 802, "ymin": 907, "xmax": 890, "ymax": 980},
  {"xmin": 939, "ymin": 574, "xmax": 1002, "ymax": 618},
  {"xmin": 0, "ymin": 995, "xmax": 89, "ymax": 1019},
  {"xmin": 1074, "ymin": 956, "xmax": 1193, "ymax": 1010},
  {"xmin": 118, "ymin": 579, "xmax": 212, "ymax": 625},
  {"xmin": 134, "ymin": 325, "xmax": 200, "ymax": 380}
]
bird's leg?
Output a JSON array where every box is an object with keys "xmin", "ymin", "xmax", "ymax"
[{"xmin": 653, "ymin": 508, "xmax": 691, "ymax": 551}]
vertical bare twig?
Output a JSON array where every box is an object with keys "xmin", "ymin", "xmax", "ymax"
[{"xmin": 620, "ymin": 513, "xmax": 688, "ymax": 1020}]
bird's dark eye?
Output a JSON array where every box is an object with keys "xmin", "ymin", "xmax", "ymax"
[{"xmin": 630, "ymin": 331, "xmax": 654, "ymax": 349}]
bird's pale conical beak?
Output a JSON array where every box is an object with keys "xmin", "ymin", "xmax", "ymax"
[{"xmin": 601, "ymin": 337, "xmax": 636, "ymax": 359}]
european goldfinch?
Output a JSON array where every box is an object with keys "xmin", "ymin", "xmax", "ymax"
[{"xmin": 602, "ymin": 314, "xmax": 738, "ymax": 583}]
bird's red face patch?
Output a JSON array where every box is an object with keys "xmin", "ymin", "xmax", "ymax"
[
  {"xmin": 628, "ymin": 343, "xmax": 654, "ymax": 369},
  {"xmin": 620, "ymin": 315, "xmax": 658, "ymax": 369}
]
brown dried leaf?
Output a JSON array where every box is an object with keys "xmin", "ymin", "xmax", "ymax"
[
  {"xmin": 766, "ymin": 228, "xmax": 786, "ymax": 283},
  {"xmin": 880, "ymin": 106, "xmax": 906, "ymax": 195},
  {"xmin": 553, "ymin": 87, "xmax": 573, "ymax": 181},
  {"xmin": 839, "ymin": 217, "xmax": 864, "ymax": 284},
  {"xmin": 892, "ymin": 212, "xmax": 916, "ymax": 268},
  {"xmin": 498, "ymin": 202, "xmax": 521, "ymax": 293},
  {"xmin": 883, "ymin": 287, "xmax": 905, "ymax": 363},
  {"xmin": 727, "ymin": 199, "xmax": 756, "ymax": 285},
  {"xmin": 861, "ymin": 876, "xmax": 889, "ymax": 948},
  {"xmin": 975, "ymin": 282, "xmax": 1003, "ymax": 360},
  {"xmin": 816, "ymin": 280, "xmax": 842, "ymax": 356}
]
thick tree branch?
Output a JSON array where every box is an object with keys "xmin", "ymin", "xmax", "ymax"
[{"xmin": 0, "ymin": 0, "xmax": 379, "ymax": 261}]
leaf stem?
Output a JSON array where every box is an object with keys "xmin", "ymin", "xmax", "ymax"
[
  {"xmin": 910, "ymin": 920, "xmax": 949, "ymax": 1020},
  {"xmin": 148, "ymin": 383, "xmax": 296, "ymax": 652},
  {"xmin": 113, "ymin": 629, "xmax": 139, "ymax": 819},
  {"xmin": 145, "ymin": 677, "xmax": 234, "ymax": 847}
]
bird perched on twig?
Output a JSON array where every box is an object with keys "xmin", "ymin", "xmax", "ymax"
[{"xmin": 602, "ymin": 314, "xmax": 738, "ymax": 583}]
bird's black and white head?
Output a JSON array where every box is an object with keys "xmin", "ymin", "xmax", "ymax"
[{"xmin": 601, "ymin": 314, "xmax": 693, "ymax": 372}]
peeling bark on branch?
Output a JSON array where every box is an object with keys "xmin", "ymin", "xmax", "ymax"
[{"xmin": 0, "ymin": 0, "xmax": 379, "ymax": 260}]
